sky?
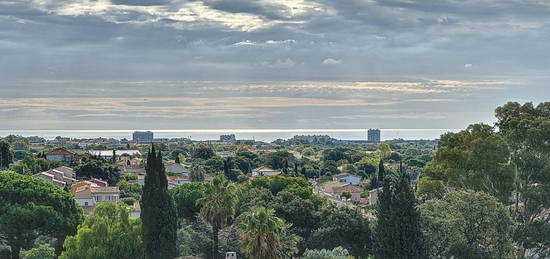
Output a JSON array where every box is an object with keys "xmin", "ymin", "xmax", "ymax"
[{"xmin": 1, "ymin": 0, "xmax": 549, "ymax": 131}]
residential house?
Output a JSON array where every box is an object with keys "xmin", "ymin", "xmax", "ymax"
[
  {"xmin": 167, "ymin": 176, "xmax": 191, "ymax": 188},
  {"xmin": 71, "ymin": 181, "xmax": 119, "ymax": 214},
  {"xmin": 333, "ymin": 184, "xmax": 363, "ymax": 202},
  {"xmin": 164, "ymin": 162, "xmax": 189, "ymax": 175},
  {"xmin": 252, "ymin": 166, "xmax": 282, "ymax": 177},
  {"xmin": 46, "ymin": 148, "xmax": 75, "ymax": 163},
  {"xmin": 332, "ymin": 173, "xmax": 362, "ymax": 185},
  {"xmin": 368, "ymin": 187, "xmax": 382, "ymax": 205},
  {"xmin": 319, "ymin": 181, "xmax": 349, "ymax": 195},
  {"xmin": 33, "ymin": 166, "xmax": 76, "ymax": 187},
  {"xmin": 88, "ymin": 150, "xmax": 141, "ymax": 159}
]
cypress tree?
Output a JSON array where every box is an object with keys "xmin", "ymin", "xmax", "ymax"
[
  {"xmin": 374, "ymin": 167, "xmax": 424, "ymax": 258},
  {"xmin": 175, "ymin": 154, "xmax": 181, "ymax": 164},
  {"xmin": 0, "ymin": 141, "xmax": 13, "ymax": 169},
  {"xmin": 378, "ymin": 159, "xmax": 385, "ymax": 183},
  {"xmin": 111, "ymin": 150, "xmax": 116, "ymax": 164},
  {"xmin": 141, "ymin": 144, "xmax": 177, "ymax": 259}
]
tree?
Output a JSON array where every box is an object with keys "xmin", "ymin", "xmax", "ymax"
[
  {"xmin": 420, "ymin": 190, "xmax": 516, "ymax": 258},
  {"xmin": 140, "ymin": 144, "xmax": 177, "ymax": 259},
  {"xmin": 197, "ymin": 176, "xmax": 238, "ymax": 259},
  {"xmin": 118, "ymin": 180, "xmax": 142, "ymax": 200},
  {"xmin": 170, "ymin": 182, "xmax": 205, "ymax": 221},
  {"xmin": 0, "ymin": 141, "xmax": 13, "ymax": 169},
  {"xmin": 495, "ymin": 102, "xmax": 550, "ymax": 256},
  {"xmin": 341, "ymin": 191, "xmax": 351, "ymax": 200},
  {"xmin": 376, "ymin": 143, "xmax": 392, "ymax": 158},
  {"xmin": 307, "ymin": 207, "xmax": 371, "ymax": 257},
  {"xmin": 262, "ymin": 151, "xmax": 295, "ymax": 170},
  {"xmin": 21, "ymin": 244, "xmax": 55, "ymax": 259},
  {"xmin": 192, "ymin": 144, "xmax": 215, "ymax": 160},
  {"xmin": 238, "ymin": 207, "xmax": 295, "ymax": 259},
  {"xmin": 374, "ymin": 170, "xmax": 424, "ymax": 258},
  {"xmin": 377, "ymin": 159, "xmax": 385, "ymax": 183},
  {"xmin": 60, "ymin": 203, "xmax": 143, "ymax": 259},
  {"xmin": 176, "ymin": 219, "xmax": 212, "ymax": 258},
  {"xmin": 190, "ymin": 163, "xmax": 205, "ymax": 182},
  {"xmin": 417, "ymin": 124, "xmax": 514, "ymax": 202},
  {"xmin": 76, "ymin": 155, "xmax": 121, "ymax": 185},
  {"xmin": 301, "ymin": 246, "xmax": 350, "ymax": 259},
  {"xmin": 0, "ymin": 171, "xmax": 83, "ymax": 259}
]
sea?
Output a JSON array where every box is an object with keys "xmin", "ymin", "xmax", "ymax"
[{"xmin": 0, "ymin": 129, "xmax": 460, "ymax": 142}]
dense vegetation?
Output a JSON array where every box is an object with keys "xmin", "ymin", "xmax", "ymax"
[{"xmin": 0, "ymin": 101, "xmax": 549, "ymax": 258}]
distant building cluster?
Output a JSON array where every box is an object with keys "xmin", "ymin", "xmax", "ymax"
[
  {"xmin": 132, "ymin": 131, "xmax": 154, "ymax": 143},
  {"xmin": 368, "ymin": 129, "xmax": 381, "ymax": 144},
  {"xmin": 220, "ymin": 134, "xmax": 236, "ymax": 143}
]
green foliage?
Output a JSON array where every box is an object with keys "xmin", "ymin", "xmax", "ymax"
[
  {"xmin": 118, "ymin": 180, "xmax": 142, "ymax": 200},
  {"xmin": 340, "ymin": 191, "xmax": 352, "ymax": 200},
  {"xmin": 176, "ymin": 219, "xmax": 212, "ymax": 258},
  {"xmin": 0, "ymin": 171, "xmax": 83, "ymax": 258},
  {"xmin": 262, "ymin": 151, "xmax": 295, "ymax": 170},
  {"xmin": 301, "ymin": 246, "xmax": 351, "ymax": 259},
  {"xmin": 140, "ymin": 145, "xmax": 177, "ymax": 259},
  {"xmin": 307, "ymin": 207, "xmax": 371, "ymax": 257},
  {"xmin": 197, "ymin": 176, "xmax": 238, "ymax": 258},
  {"xmin": 120, "ymin": 173, "xmax": 137, "ymax": 181},
  {"xmin": 0, "ymin": 141, "xmax": 13, "ymax": 169},
  {"xmin": 22, "ymin": 244, "xmax": 55, "ymax": 259},
  {"xmin": 170, "ymin": 182, "xmax": 205, "ymax": 220},
  {"xmin": 248, "ymin": 175, "xmax": 309, "ymax": 196},
  {"xmin": 9, "ymin": 155, "xmax": 62, "ymax": 175},
  {"xmin": 418, "ymin": 124, "xmax": 514, "ymax": 203},
  {"xmin": 495, "ymin": 102, "xmax": 550, "ymax": 255},
  {"xmin": 375, "ymin": 171, "xmax": 424, "ymax": 258},
  {"xmin": 76, "ymin": 155, "xmax": 121, "ymax": 185},
  {"xmin": 420, "ymin": 190, "xmax": 516, "ymax": 258},
  {"xmin": 238, "ymin": 207, "xmax": 298, "ymax": 259},
  {"xmin": 60, "ymin": 203, "xmax": 142, "ymax": 259},
  {"xmin": 341, "ymin": 164, "xmax": 357, "ymax": 175},
  {"xmin": 192, "ymin": 144, "xmax": 215, "ymax": 160},
  {"xmin": 189, "ymin": 163, "xmax": 205, "ymax": 182},
  {"xmin": 376, "ymin": 143, "xmax": 392, "ymax": 158}
]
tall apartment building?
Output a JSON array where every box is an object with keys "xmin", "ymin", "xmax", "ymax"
[
  {"xmin": 368, "ymin": 129, "xmax": 381, "ymax": 144},
  {"xmin": 132, "ymin": 131, "xmax": 154, "ymax": 143}
]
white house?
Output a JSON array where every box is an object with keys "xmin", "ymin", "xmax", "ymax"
[
  {"xmin": 252, "ymin": 166, "xmax": 282, "ymax": 177},
  {"xmin": 88, "ymin": 150, "xmax": 141, "ymax": 159},
  {"xmin": 33, "ymin": 166, "xmax": 77, "ymax": 187}
]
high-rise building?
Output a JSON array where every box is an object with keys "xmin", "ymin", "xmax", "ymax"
[
  {"xmin": 220, "ymin": 134, "xmax": 236, "ymax": 142},
  {"xmin": 368, "ymin": 129, "xmax": 381, "ymax": 144},
  {"xmin": 132, "ymin": 131, "xmax": 154, "ymax": 143}
]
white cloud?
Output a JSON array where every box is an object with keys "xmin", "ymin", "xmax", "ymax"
[{"xmin": 322, "ymin": 58, "xmax": 342, "ymax": 65}]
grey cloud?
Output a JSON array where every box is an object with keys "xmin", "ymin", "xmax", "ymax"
[{"xmin": 110, "ymin": 0, "xmax": 172, "ymax": 6}]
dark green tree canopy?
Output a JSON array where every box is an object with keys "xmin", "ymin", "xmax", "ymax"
[
  {"xmin": 140, "ymin": 144, "xmax": 177, "ymax": 259},
  {"xmin": 0, "ymin": 171, "xmax": 83, "ymax": 259}
]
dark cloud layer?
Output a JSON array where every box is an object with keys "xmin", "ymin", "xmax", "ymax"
[{"xmin": 0, "ymin": 0, "xmax": 549, "ymax": 130}]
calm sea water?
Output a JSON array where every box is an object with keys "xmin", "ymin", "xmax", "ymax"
[{"xmin": 0, "ymin": 129, "xmax": 459, "ymax": 142}]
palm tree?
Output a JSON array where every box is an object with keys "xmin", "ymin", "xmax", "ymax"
[
  {"xmin": 238, "ymin": 207, "xmax": 286, "ymax": 259},
  {"xmin": 197, "ymin": 176, "xmax": 238, "ymax": 259}
]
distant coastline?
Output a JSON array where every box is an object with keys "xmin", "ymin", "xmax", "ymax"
[{"xmin": 0, "ymin": 129, "xmax": 460, "ymax": 142}]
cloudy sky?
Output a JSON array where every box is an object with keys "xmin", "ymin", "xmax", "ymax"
[{"xmin": 1, "ymin": 0, "xmax": 549, "ymax": 131}]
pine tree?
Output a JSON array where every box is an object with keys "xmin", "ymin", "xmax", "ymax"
[
  {"xmin": 141, "ymin": 144, "xmax": 177, "ymax": 259},
  {"xmin": 374, "ymin": 167, "xmax": 424, "ymax": 258}
]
